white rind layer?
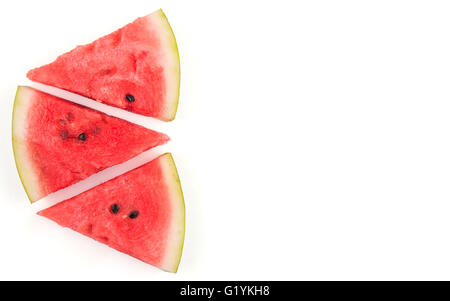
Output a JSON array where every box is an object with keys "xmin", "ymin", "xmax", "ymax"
[
  {"xmin": 159, "ymin": 153, "xmax": 185, "ymax": 273},
  {"xmin": 12, "ymin": 86, "xmax": 43, "ymax": 202},
  {"xmin": 146, "ymin": 9, "xmax": 180, "ymax": 121}
]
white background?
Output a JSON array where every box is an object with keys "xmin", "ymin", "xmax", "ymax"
[{"xmin": 1, "ymin": 0, "xmax": 450, "ymax": 280}]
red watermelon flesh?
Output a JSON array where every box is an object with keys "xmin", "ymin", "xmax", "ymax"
[
  {"xmin": 38, "ymin": 153, "xmax": 185, "ymax": 273},
  {"xmin": 27, "ymin": 9, "xmax": 180, "ymax": 121},
  {"xmin": 12, "ymin": 86, "xmax": 169, "ymax": 203}
]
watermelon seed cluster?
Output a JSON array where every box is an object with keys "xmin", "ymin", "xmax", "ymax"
[{"xmin": 110, "ymin": 203, "xmax": 139, "ymax": 219}]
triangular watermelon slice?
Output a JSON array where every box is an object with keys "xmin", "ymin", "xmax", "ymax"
[
  {"xmin": 27, "ymin": 9, "xmax": 180, "ymax": 121},
  {"xmin": 12, "ymin": 86, "xmax": 169, "ymax": 203},
  {"xmin": 38, "ymin": 153, "xmax": 185, "ymax": 273}
]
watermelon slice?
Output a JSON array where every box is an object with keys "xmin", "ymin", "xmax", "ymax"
[
  {"xmin": 12, "ymin": 86, "xmax": 169, "ymax": 203},
  {"xmin": 27, "ymin": 9, "xmax": 180, "ymax": 121},
  {"xmin": 38, "ymin": 153, "xmax": 185, "ymax": 273}
]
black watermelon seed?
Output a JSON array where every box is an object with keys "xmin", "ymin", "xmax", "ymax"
[
  {"xmin": 78, "ymin": 133, "xmax": 87, "ymax": 141},
  {"xmin": 66, "ymin": 113, "xmax": 74, "ymax": 121},
  {"xmin": 111, "ymin": 204, "xmax": 120, "ymax": 214},
  {"xmin": 128, "ymin": 211, "xmax": 139, "ymax": 219},
  {"xmin": 125, "ymin": 94, "xmax": 135, "ymax": 102}
]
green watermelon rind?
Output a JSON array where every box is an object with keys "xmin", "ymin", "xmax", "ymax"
[
  {"xmin": 12, "ymin": 86, "xmax": 43, "ymax": 203},
  {"xmin": 149, "ymin": 9, "xmax": 181, "ymax": 122},
  {"xmin": 159, "ymin": 153, "xmax": 185, "ymax": 273}
]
